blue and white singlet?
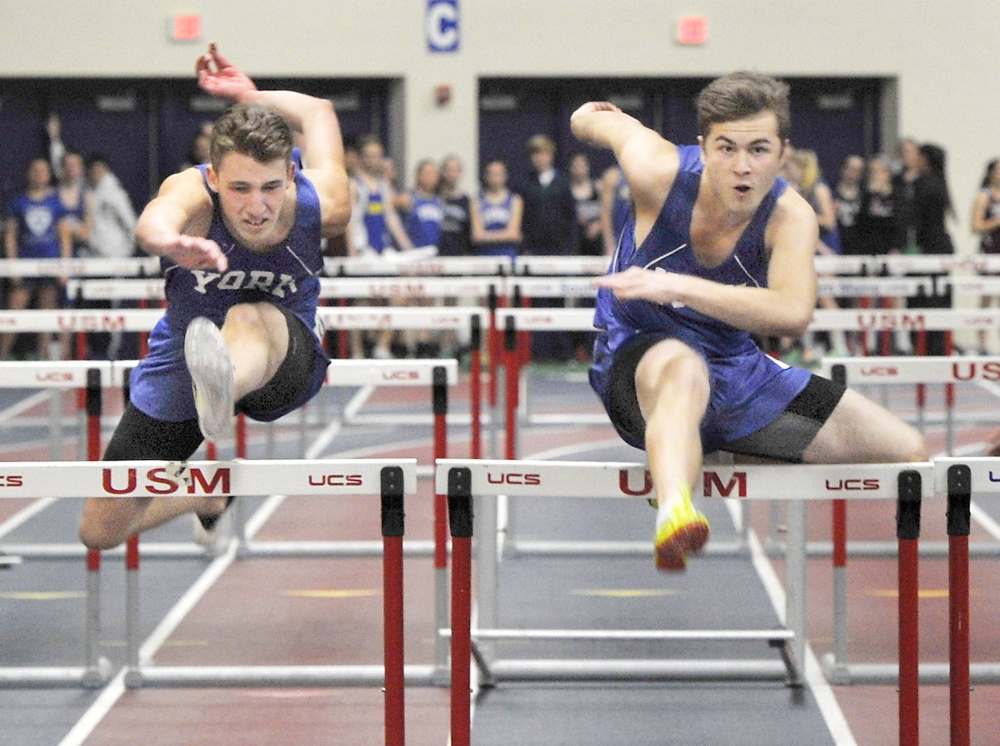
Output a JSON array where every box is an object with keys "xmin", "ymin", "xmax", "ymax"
[
  {"xmin": 130, "ymin": 166, "xmax": 328, "ymax": 422},
  {"xmin": 590, "ymin": 145, "xmax": 812, "ymax": 452}
]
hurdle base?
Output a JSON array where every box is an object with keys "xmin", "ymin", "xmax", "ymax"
[
  {"xmin": 477, "ymin": 658, "xmax": 791, "ymax": 684},
  {"xmin": 764, "ymin": 539, "xmax": 1000, "ymax": 560},
  {"xmin": 0, "ymin": 658, "xmax": 113, "ymax": 689},
  {"xmin": 236, "ymin": 539, "xmax": 435, "ymax": 560},
  {"xmin": 125, "ymin": 664, "xmax": 438, "ymax": 689},
  {"xmin": 821, "ymin": 656, "xmax": 1000, "ymax": 685},
  {"xmin": 503, "ymin": 539, "xmax": 747, "ymax": 558}
]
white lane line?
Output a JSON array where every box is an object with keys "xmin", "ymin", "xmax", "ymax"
[
  {"xmin": 0, "ymin": 498, "xmax": 56, "ymax": 539},
  {"xmin": 742, "ymin": 520, "xmax": 858, "ymax": 746},
  {"xmin": 58, "ymin": 543, "xmax": 238, "ymax": 746}
]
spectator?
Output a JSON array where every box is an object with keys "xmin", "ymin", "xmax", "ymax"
[
  {"xmin": 783, "ymin": 149, "xmax": 847, "ymax": 359},
  {"xmin": 85, "ymin": 155, "xmax": 138, "ymax": 261},
  {"xmin": 858, "ymin": 154, "xmax": 906, "ymax": 257},
  {"xmin": 1, "ymin": 158, "xmax": 72, "ymax": 359},
  {"xmin": 437, "ymin": 154, "xmax": 472, "ymax": 257},
  {"xmin": 45, "ymin": 114, "xmax": 89, "ymax": 253},
  {"xmin": 348, "ymin": 134, "xmax": 414, "ymax": 257},
  {"xmin": 568, "ymin": 152, "xmax": 603, "ymax": 256},
  {"xmin": 858, "ymin": 154, "xmax": 909, "ymax": 353},
  {"xmin": 397, "ymin": 159, "xmax": 445, "ymax": 358},
  {"xmin": 791, "ymin": 149, "xmax": 840, "ymax": 253},
  {"xmin": 397, "ymin": 159, "xmax": 444, "ymax": 250},
  {"xmin": 179, "ymin": 121, "xmax": 214, "ymax": 172},
  {"xmin": 600, "ymin": 164, "xmax": 631, "ymax": 255},
  {"xmin": 907, "ymin": 143, "xmax": 956, "ymax": 355},
  {"xmin": 519, "ymin": 134, "xmax": 577, "ymax": 361},
  {"xmin": 971, "ymin": 157, "xmax": 1000, "ymax": 353},
  {"xmin": 471, "ymin": 158, "xmax": 522, "ymax": 260},
  {"xmin": 348, "ymin": 135, "xmax": 414, "ymax": 359},
  {"xmin": 893, "ymin": 137, "xmax": 922, "ymax": 251},
  {"xmin": 518, "ymin": 134, "xmax": 577, "ymax": 255},
  {"xmin": 84, "ymin": 154, "xmax": 140, "ymax": 359},
  {"xmin": 833, "ymin": 154, "xmax": 865, "ymax": 256}
]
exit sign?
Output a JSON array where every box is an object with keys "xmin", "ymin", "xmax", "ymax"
[
  {"xmin": 170, "ymin": 14, "xmax": 203, "ymax": 42},
  {"xmin": 677, "ymin": 15, "xmax": 709, "ymax": 45}
]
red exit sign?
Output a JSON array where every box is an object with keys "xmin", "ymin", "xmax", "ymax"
[
  {"xmin": 171, "ymin": 14, "xmax": 203, "ymax": 42},
  {"xmin": 677, "ymin": 15, "xmax": 709, "ymax": 45}
]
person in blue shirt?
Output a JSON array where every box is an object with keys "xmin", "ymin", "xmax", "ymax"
[
  {"xmin": 1, "ymin": 158, "xmax": 73, "ymax": 359},
  {"xmin": 472, "ymin": 159, "xmax": 522, "ymax": 260},
  {"xmin": 399, "ymin": 159, "xmax": 444, "ymax": 249},
  {"xmin": 573, "ymin": 71, "xmax": 926, "ymax": 571},
  {"xmin": 79, "ymin": 44, "xmax": 351, "ymax": 551}
]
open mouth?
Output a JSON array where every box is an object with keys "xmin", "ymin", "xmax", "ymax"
[{"xmin": 735, "ymin": 185, "xmax": 752, "ymax": 195}]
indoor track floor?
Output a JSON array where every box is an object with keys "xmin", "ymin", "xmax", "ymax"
[{"xmin": 1, "ymin": 365, "xmax": 999, "ymax": 745}]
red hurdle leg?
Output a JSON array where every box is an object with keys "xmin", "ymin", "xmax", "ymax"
[
  {"xmin": 503, "ymin": 316, "xmax": 519, "ymax": 461},
  {"xmin": 446, "ymin": 467, "xmax": 474, "ymax": 746},
  {"xmin": 947, "ymin": 464, "xmax": 972, "ymax": 746},
  {"xmin": 381, "ymin": 466, "xmax": 406, "ymax": 746},
  {"xmin": 896, "ymin": 470, "xmax": 923, "ymax": 746},
  {"xmin": 469, "ymin": 314, "xmax": 482, "ymax": 460}
]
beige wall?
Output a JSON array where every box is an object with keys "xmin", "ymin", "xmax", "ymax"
[{"xmin": 1, "ymin": 0, "xmax": 996, "ymax": 253}]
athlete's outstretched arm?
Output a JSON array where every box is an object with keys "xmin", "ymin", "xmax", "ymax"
[
  {"xmin": 594, "ymin": 188, "xmax": 819, "ymax": 338},
  {"xmin": 135, "ymin": 169, "xmax": 227, "ymax": 272},
  {"xmin": 196, "ymin": 43, "xmax": 351, "ymax": 238},
  {"xmin": 571, "ymin": 102, "xmax": 679, "ymax": 220}
]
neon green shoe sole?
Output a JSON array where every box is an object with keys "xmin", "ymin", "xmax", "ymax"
[{"xmin": 654, "ymin": 499, "xmax": 709, "ymax": 572}]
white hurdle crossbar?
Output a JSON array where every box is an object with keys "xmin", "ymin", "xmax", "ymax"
[
  {"xmin": 0, "ymin": 458, "xmax": 421, "ymax": 696},
  {"xmin": 437, "ymin": 458, "xmax": 933, "ymax": 693},
  {"xmin": 819, "ymin": 355, "xmax": 1000, "ymax": 456}
]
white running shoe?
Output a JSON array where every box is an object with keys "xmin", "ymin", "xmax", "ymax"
[
  {"xmin": 184, "ymin": 317, "xmax": 235, "ymax": 442},
  {"xmin": 193, "ymin": 508, "xmax": 234, "ymax": 556}
]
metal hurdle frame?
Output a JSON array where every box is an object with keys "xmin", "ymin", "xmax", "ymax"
[
  {"xmin": 324, "ymin": 254, "xmax": 511, "ymax": 278},
  {"xmin": 438, "ymin": 459, "xmax": 933, "ymax": 746},
  {"xmin": 0, "ymin": 310, "xmax": 481, "ymax": 683},
  {"xmin": 0, "ymin": 459, "xmax": 417, "ymax": 745},
  {"xmin": 934, "ymin": 457, "xmax": 999, "ymax": 746},
  {"xmin": 818, "ymin": 357, "xmax": 1000, "ymax": 689},
  {"xmin": 0, "ymin": 361, "xmax": 117, "ymax": 688}
]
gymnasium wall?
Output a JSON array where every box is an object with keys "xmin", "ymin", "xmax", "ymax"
[{"xmin": 0, "ymin": 0, "xmax": 994, "ymax": 253}]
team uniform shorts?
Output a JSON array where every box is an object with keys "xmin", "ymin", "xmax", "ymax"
[
  {"xmin": 602, "ymin": 332, "xmax": 845, "ymax": 462},
  {"xmin": 104, "ymin": 304, "xmax": 328, "ymax": 463}
]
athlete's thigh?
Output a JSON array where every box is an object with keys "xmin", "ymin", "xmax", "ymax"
[
  {"xmin": 633, "ymin": 338, "xmax": 710, "ymax": 420},
  {"xmin": 802, "ymin": 387, "xmax": 926, "ymax": 464}
]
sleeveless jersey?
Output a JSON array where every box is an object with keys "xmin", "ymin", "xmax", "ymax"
[
  {"xmin": 403, "ymin": 191, "xmax": 444, "ymax": 248},
  {"xmin": 476, "ymin": 190, "xmax": 519, "ymax": 259},
  {"xmin": 131, "ymin": 167, "xmax": 328, "ymax": 422},
  {"xmin": 590, "ymin": 145, "xmax": 811, "ymax": 452},
  {"xmin": 357, "ymin": 177, "xmax": 389, "ymax": 252},
  {"xmin": 980, "ymin": 188, "xmax": 1000, "ymax": 254}
]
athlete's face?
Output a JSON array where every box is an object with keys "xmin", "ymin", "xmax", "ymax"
[
  {"xmin": 207, "ymin": 151, "xmax": 293, "ymax": 249},
  {"xmin": 699, "ymin": 112, "xmax": 786, "ymax": 218}
]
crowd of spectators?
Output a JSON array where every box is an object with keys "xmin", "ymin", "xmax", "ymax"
[{"xmin": 0, "ymin": 113, "xmax": 997, "ymax": 363}]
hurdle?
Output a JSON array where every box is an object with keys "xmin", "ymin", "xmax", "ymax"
[
  {"xmin": 324, "ymin": 254, "xmax": 511, "ymax": 278},
  {"xmin": 0, "ymin": 361, "xmax": 117, "ymax": 689},
  {"xmin": 438, "ymin": 459, "xmax": 932, "ymax": 746},
  {"xmin": 0, "ymin": 257, "xmax": 160, "ymax": 280},
  {"xmin": 809, "ymin": 356, "xmax": 1000, "ymax": 688},
  {"xmin": 0, "ymin": 458, "xmax": 418, "ymax": 743}
]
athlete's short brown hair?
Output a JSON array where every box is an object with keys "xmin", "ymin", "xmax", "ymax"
[{"xmin": 697, "ymin": 71, "xmax": 791, "ymax": 142}]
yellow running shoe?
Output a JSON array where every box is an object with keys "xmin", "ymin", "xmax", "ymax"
[{"xmin": 653, "ymin": 490, "xmax": 709, "ymax": 572}]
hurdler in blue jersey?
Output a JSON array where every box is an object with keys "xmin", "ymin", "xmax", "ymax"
[
  {"xmin": 78, "ymin": 44, "xmax": 351, "ymax": 552},
  {"xmin": 572, "ymin": 71, "xmax": 926, "ymax": 571}
]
